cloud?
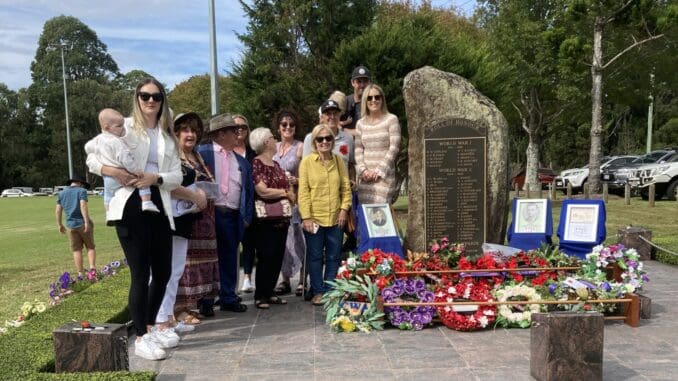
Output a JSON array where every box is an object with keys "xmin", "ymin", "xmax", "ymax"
[{"xmin": 0, "ymin": 1, "xmax": 248, "ymax": 91}]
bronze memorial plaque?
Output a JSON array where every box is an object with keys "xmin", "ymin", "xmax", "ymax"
[{"xmin": 424, "ymin": 119, "xmax": 486, "ymax": 255}]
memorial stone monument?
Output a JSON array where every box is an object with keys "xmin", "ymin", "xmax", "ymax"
[{"xmin": 403, "ymin": 66, "xmax": 509, "ymax": 254}]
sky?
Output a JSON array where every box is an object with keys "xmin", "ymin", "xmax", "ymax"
[{"xmin": 0, "ymin": 1, "xmax": 477, "ymax": 92}]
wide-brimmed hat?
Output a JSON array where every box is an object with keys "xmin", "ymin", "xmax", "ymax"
[
  {"xmin": 320, "ymin": 99, "xmax": 341, "ymax": 114},
  {"xmin": 208, "ymin": 113, "xmax": 238, "ymax": 134},
  {"xmin": 351, "ymin": 65, "xmax": 371, "ymax": 80},
  {"xmin": 66, "ymin": 174, "xmax": 90, "ymax": 189}
]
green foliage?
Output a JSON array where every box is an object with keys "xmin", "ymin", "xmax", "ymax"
[
  {"xmin": 168, "ymin": 74, "xmax": 234, "ymax": 121},
  {"xmin": 322, "ymin": 274, "xmax": 385, "ymax": 332}
]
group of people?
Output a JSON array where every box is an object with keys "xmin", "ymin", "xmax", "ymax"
[{"xmin": 65, "ymin": 66, "xmax": 401, "ymax": 361}]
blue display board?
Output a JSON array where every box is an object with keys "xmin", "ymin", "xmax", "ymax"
[
  {"xmin": 355, "ymin": 200, "xmax": 404, "ymax": 258},
  {"xmin": 506, "ymin": 198, "xmax": 553, "ymax": 251},
  {"xmin": 556, "ymin": 199, "xmax": 606, "ymax": 259}
]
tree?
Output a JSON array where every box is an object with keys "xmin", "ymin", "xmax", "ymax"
[
  {"xmin": 29, "ymin": 16, "xmax": 122, "ymax": 185},
  {"xmin": 169, "ymin": 74, "xmax": 234, "ymax": 121},
  {"xmin": 230, "ymin": 0, "xmax": 378, "ymax": 130},
  {"xmin": 567, "ymin": 0, "xmax": 669, "ymax": 192},
  {"xmin": 479, "ymin": 0, "xmax": 569, "ymax": 191}
]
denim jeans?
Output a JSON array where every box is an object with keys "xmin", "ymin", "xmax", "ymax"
[{"xmin": 304, "ymin": 224, "xmax": 343, "ymax": 295}]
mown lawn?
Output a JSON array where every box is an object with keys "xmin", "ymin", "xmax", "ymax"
[
  {"xmin": 1, "ymin": 193, "xmax": 675, "ymax": 323},
  {"xmin": 0, "ymin": 196, "xmax": 123, "ymax": 323}
]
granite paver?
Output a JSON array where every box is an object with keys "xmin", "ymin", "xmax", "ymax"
[{"xmin": 131, "ymin": 260, "xmax": 677, "ymax": 380}]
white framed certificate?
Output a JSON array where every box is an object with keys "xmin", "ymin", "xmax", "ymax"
[
  {"xmin": 515, "ymin": 199, "xmax": 548, "ymax": 234},
  {"xmin": 362, "ymin": 203, "xmax": 398, "ymax": 238},
  {"xmin": 563, "ymin": 204, "xmax": 600, "ymax": 242}
]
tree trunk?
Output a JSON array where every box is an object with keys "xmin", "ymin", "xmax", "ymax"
[
  {"xmin": 524, "ymin": 131, "xmax": 541, "ymax": 192},
  {"xmin": 589, "ymin": 18, "xmax": 605, "ymax": 194}
]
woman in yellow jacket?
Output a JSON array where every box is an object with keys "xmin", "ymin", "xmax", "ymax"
[{"xmin": 298, "ymin": 124, "xmax": 352, "ymax": 305}]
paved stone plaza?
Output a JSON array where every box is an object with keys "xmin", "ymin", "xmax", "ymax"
[{"xmin": 131, "ymin": 260, "xmax": 678, "ymax": 380}]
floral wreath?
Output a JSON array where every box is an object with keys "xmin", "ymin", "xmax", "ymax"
[
  {"xmin": 322, "ymin": 274, "xmax": 385, "ymax": 333},
  {"xmin": 381, "ymin": 278, "xmax": 436, "ymax": 330},
  {"xmin": 435, "ymin": 278, "xmax": 496, "ymax": 331},
  {"xmin": 337, "ymin": 249, "xmax": 407, "ymax": 291},
  {"xmin": 457, "ymin": 253, "xmax": 505, "ymax": 286},
  {"xmin": 505, "ymin": 252, "xmax": 557, "ymax": 286},
  {"xmin": 494, "ymin": 283, "xmax": 543, "ymax": 328}
]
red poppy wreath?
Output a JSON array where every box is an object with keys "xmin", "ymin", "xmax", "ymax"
[{"xmin": 434, "ymin": 278, "xmax": 496, "ymax": 331}]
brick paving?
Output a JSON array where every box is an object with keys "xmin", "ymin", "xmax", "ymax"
[{"xmin": 130, "ymin": 260, "xmax": 678, "ymax": 380}]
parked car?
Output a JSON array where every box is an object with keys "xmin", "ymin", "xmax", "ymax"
[
  {"xmin": 39, "ymin": 187, "xmax": 54, "ymax": 196},
  {"xmin": 601, "ymin": 150, "xmax": 676, "ymax": 195},
  {"xmin": 12, "ymin": 187, "xmax": 35, "ymax": 196},
  {"xmin": 637, "ymin": 153, "xmax": 678, "ymax": 200},
  {"xmin": 510, "ymin": 168, "xmax": 556, "ymax": 189},
  {"xmin": 554, "ymin": 156, "xmax": 634, "ymax": 194},
  {"xmin": 93, "ymin": 187, "xmax": 105, "ymax": 196},
  {"xmin": 1, "ymin": 189, "xmax": 24, "ymax": 197}
]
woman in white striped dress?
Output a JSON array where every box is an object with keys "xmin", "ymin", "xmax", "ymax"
[{"xmin": 354, "ymin": 84, "xmax": 401, "ymax": 204}]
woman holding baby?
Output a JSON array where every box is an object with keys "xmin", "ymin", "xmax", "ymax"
[{"xmin": 86, "ymin": 77, "xmax": 190, "ymax": 361}]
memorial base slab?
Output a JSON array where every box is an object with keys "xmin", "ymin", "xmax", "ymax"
[
  {"xmin": 53, "ymin": 322, "xmax": 129, "ymax": 373},
  {"xmin": 530, "ymin": 312, "xmax": 603, "ymax": 381}
]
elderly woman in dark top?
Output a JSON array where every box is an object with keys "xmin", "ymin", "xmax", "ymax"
[{"xmin": 249, "ymin": 127, "xmax": 295, "ymax": 309}]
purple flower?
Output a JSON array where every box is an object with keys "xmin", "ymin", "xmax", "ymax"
[
  {"xmin": 59, "ymin": 272, "xmax": 71, "ymax": 289},
  {"xmin": 548, "ymin": 283, "xmax": 558, "ymax": 295},
  {"xmin": 391, "ymin": 285, "xmax": 404, "ymax": 297},
  {"xmin": 642, "ymin": 274, "xmax": 650, "ymax": 282},
  {"xmin": 404, "ymin": 279, "xmax": 416, "ymax": 294},
  {"xmin": 600, "ymin": 282, "xmax": 611, "ymax": 292},
  {"xmin": 412, "ymin": 320, "xmax": 424, "ymax": 330},
  {"xmin": 49, "ymin": 283, "xmax": 57, "ymax": 298},
  {"xmin": 394, "ymin": 278, "xmax": 405, "ymax": 288},
  {"xmin": 410, "ymin": 311, "xmax": 423, "ymax": 324},
  {"xmin": 111, "ymin": 261, "xmax": 121, "ymax": 268},
  {"xmin": 579, "ymin": 280, "xmax": 596, "ymax": 289},
  {"xmin": 414, "ymin": 278, "xmax": 426, "ymax": 292},
  {"xmin": 382, "ymin": 288, "xmax": 396, "ymax": 302},
  {"xmin": 102, "ymin": 265, "xmax": 110, "ymax": 274},
  {"xmin": 421, "ymin": 312, "xmax": 433, "ymax": 324}
]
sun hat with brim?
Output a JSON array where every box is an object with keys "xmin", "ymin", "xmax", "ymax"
[
  {"xmin": 208, "ymin": 113, "xmax": 238, "ymax": 134},
  {"xmin": 66, "ymin": 174, "xmax": 91, "ymax": 190},
  {"xmin": 173, "ymin": 112, "xmax": 204, "ymax": 138}
]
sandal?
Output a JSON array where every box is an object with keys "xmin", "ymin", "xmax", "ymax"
[
  {"xmin": 274, "ymin": 282, "xmax": 291, "ymax": 295},
  {"xmin": 268, "ymin": 296, "xmax": 288, "ymax": 305},
  {"xmin": 255, "ymin": 300, "xmax": 270, "ymax": 309},
  {"xmin": 295, "ymin": 284, "xmax": 304, "ymax": 297},
  {"xmin": 177, "ymin": 311, "xmax": 201, "ymax": 325}
]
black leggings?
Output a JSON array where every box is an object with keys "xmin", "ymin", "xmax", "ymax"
[
  {"xmin": 253, "ymin": 220, "xmax": 289, "ymax": 301},
  {"xmin": 115, "ymin": 188, "xmax": 172, "ymax": 337}
]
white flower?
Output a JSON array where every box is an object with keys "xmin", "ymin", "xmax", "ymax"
[
  {"xmin": 444, "ymin": 306, "xmax": 451, "ymax": 312},
  {"xmin": 479, "ymin": 316, "xmax": 488, "ymax": 327},
  {"xmin": 448, "ymin": 287, "xmax": 456, "ymax": 295},
  {"xmin": 436, "ymin": 291, "xmax": 444, "ymax": 298},
  {"xmin": 347, "ymin": 257, "xmax": 356, "ymax": 267}
]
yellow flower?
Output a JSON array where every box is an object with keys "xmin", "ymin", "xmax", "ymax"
[{"xmin": 339, "ymin": 319, "xmax": 356, "ymax": 332}]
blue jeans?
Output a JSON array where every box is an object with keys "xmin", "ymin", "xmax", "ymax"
[
  {"xmin": 215, "ymin": 209, "xmax": 243, "ymax": 304},
  {"xmin": 304, "ymin": 225, "xmax": 343, "ymax": 295}
]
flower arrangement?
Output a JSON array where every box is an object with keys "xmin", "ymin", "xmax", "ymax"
[
  {"xmin": 381, "ymin": 278, "xmax": 436, "ymax": 330},
  {"xmin": 323, "ymin": 274, "xmax": 385, "ymax": 333},
  {"xmin": 4, "ymin": 299, "xmax": 47, "ymax": 328},
  {"xmin": 545, "ymin": 276, "xmax": 620, "ymax": 313},
  {"xmin": 457, "ymin": 253, "xmax": 505, "ymax": 286},
  {"xmin": 435, "ymin": 278, "xmax": 496, "ymax": 331},
  {"xmin": 494, "ymin": 283, "xmax": 543, "ymax": 328},
  {"xmin": 427, "ymin": 237, "xmax": 464, "ymax": 269},
  {"xmin": 580, "ymin": 244, "xmax": 649, "ymax": 294},
  {"xmin": 337, "ymin": 249, "xmax": 406, "ymax": 290},
  {"xmin": 505, "ymin": 251, "xmax": 557, "ymax": 286}
]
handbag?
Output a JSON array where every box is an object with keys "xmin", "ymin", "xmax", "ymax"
[{"xmin": 255, "ymin": 198, "xmax": 292, "ymax": 220}]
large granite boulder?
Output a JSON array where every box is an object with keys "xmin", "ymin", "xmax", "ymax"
[{"xmin": 403, "ymin": 66, "xmax": 509, "ymax": 254}]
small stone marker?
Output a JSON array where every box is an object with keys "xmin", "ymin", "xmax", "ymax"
[
  {"xmin": 617, "ymin": 226, "xmax": 653, "ymax": 260},
  {"xmin": 403, "ymin": 66, "xmax": 509, "ymax": 253},
  {"xmin": 53, "ymin": 322, "xmax": 128, "ymax": 372},
  {"xmin": 530, "ymin": 312, "xmax": 603, "ymax": 381}
]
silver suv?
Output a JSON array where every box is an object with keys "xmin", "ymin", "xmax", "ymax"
[{"xmin": 637, "ymin": 153, "xmax": 678, "ymax": 200}]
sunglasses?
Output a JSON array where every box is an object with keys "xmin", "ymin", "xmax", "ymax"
[
  {"xmin": 234, "ymin": 124, "xmax": 248, "ymax": 131},
  {"xmin": 280, "ymin": 123, "xmax": 295, "ymax": 129},
  {"xmin": 315, "ymin": 136, "xmax": 334, "ymax": 143},
  {"xmin": 366, "ymin": 94, "xmax": 382, "ymax": 102},
  {"xmin": 138, "ymin": 92, "xmax": 164, "ymax": 102}
]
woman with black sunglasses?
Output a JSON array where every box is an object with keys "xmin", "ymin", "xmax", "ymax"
[
  {"xmin": 355, "ymin": 84, "xmax": 401, "ymax": 205},
  {"xmin": 86, "ymin": 77, "xmax": 182, "ymax": 361},
  {"xmin": 298, "ymin": 124, "xmax": 352, "ymax": 305}
]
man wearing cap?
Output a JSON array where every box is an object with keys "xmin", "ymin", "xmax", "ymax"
[
  {"xmin": 341, "ymin": 65, "xmax": 372, "ymax": 133},
  {"xmin": 197, "ymin": 113, "xmax": 253, "ymax": 313},
  {"xmin": 303, "ymin": 99, "xmax": 355, "ymax": 171},
  {"xmin": 55, "ymin": 175, "xmax": 96, "ymax": 279}
]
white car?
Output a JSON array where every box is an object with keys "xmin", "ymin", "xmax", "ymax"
[
  {"xmin": 637, "ymin": 154, "xmax": 678, "ymax": 200},
  {"xmin": 1, "ymin": 189, "xmax": 26, "ymax": 197},
  {"xmin": 555, "ymin": 156, "xmax": 634, "ymax": 194}
]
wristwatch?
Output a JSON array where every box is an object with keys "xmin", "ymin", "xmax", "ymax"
[{"xmin": 156, "ymin": 175, "xmax": 164, "ymax": 185}]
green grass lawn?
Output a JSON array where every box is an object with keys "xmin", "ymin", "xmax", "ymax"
[
  {"xmin": 1, "ymin": 193, "xmax": 675, "ymax": 324},
  {"xmin": 0, "ymin": 196, "xmax": 124, "ymax": 323}
]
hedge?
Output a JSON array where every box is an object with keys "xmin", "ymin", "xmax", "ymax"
[{"xmin": 0, "ymin": 270, "xmax": 154, "ymax": 380}]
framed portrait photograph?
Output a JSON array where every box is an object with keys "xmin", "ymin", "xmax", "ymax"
[
  {"xmin": 362, "ymin": 203, "xmax": 398, "ymax": 238},
  {"xmin": 563, "ymin": 204, "xmax": 600, "ymax": 242},
  {"xmin": 514, "ymin": 199, "xmax": 548, "ymax": 234}
]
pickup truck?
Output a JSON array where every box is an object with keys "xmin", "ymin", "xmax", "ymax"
[{"xmin": 637, "ymin": 154, "xmax": 678, "ymax": 200}]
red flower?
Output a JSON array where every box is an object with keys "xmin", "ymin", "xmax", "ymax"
[{"xmin": 339, "ymin": 144, "xmax": 348, "ymax": 156}]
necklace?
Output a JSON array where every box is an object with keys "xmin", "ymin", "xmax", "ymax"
[{"xmin": 278, "ymin": 141, "xmax": 293, "ymax": 158}]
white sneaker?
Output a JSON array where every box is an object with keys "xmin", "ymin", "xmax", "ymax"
[
  {"xmin": 150, "ymin": 327, "xmax": 180, "ymax": 349},
  {"xmin": 174, "ymin": 321, "xmax": 195, "ymax": 333},
  {"xmin": 241, "ymin": 278, "xmax": 254, "ymax": 293},
  {"xmin": 135, "ymin": 334, "xmax": 167, "ymax": 360}
]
